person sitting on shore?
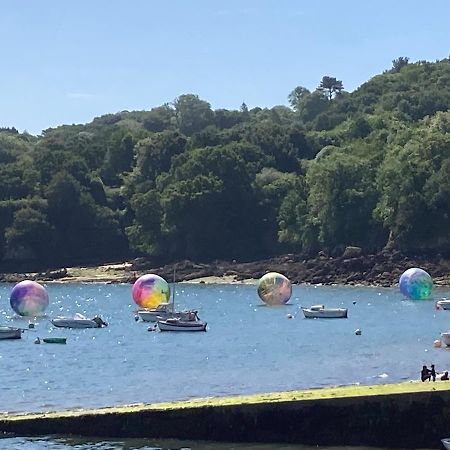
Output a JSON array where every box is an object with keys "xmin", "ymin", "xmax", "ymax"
[
  {"xmin": 430, "ymin": 364, "xmax": 437, "ymax": 382},
  {"xmin": 421, "ymin": 365, "xmax": 431, "ymax": 382},
  {"xmin": 441, "ymin": 371, "xmax": 449, "ymax": 381}
]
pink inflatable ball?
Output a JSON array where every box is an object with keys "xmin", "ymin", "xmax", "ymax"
[
  {"xmin": 434, "ymin": 339, "xmax": 442, "ymax": 348},
  {"xmin": 399, "ymin": 267, "xmax": 433, "ymax": 300},
  {"xmin": 257, "ymin": 272, "xmax": 292, "ymax": 305},
  {"xmin": 132, "ymin": 274, "xmax": 170, "ymax": 309},
  {"xmin": 10, "ymin": 280, "xmax": 49, "ymax": 316}
]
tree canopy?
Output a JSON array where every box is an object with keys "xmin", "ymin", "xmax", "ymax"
[{"xmin": 1, "ymin": 57, "xmax": 450, "ymax": 269}]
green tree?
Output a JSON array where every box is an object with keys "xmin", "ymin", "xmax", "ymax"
[
  {"xmin": 173, "ymin": 94, "xmax": 214, "ymax": 135},
  {"xmin": 5, "ymin": 206, "xmax": 52, "ymax": 261},
  {"xmin": 288, "ymin": 86, "xmax": 311, "ymax": 110},
  {"xmin": 391, "ymin": 56, "xmax": 409, "ymax": 73},
  {"xmin": 318, "ymin": 76, "xmax": 344, "ymax": 100}
]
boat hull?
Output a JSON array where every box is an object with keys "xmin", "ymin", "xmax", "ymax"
[
  {"xmin": 43, "ymin": 337, "xmax": 67, "ymax": 344},
  {"xmin": 0, "ymin": 327, "xmax": 22, "ymax": 339},
  {"xmin": 138, "ymin": 310, "xmax": 197, "ymax": 323},
  {"xmin": 302, "ymin": 308, "xmax": 348, "ymax": 319},
  {"xmin": 441, "ymin": 332, "xmax": 450, "ymax": 346},
  {"xmin": 157, "ymin": 320, "xmax": 207, "ymax": 332},
  {"xmin": 51, "ymin": 319, "xmax": 99, "ymax": 328},
  {"xmin": 442, "ymin": 438, "xmax": 450, "ymax": 450},
  {"xmin": 436, "ymin": 300, "xmax": 450, "ymax": 310}
]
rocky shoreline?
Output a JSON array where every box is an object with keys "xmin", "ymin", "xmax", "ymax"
[{"xmin": 1, "ymin": 249, "xmax": 450, "ymax": 287}]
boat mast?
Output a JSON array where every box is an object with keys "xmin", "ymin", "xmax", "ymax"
[{"xmin": 171, "ymin": 264, "xmax": 176, "ymax": 311}]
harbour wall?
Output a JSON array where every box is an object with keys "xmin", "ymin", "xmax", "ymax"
[{"xmin": 1, "ymin": 382, "xmax": 450, "ymax": 448}]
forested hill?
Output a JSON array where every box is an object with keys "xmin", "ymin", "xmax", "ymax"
[{"xmin": 1, "ymin": 57, "xmax": 450, "ymax": 270}]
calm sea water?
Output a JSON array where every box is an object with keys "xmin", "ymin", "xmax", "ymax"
[
  {"xmin": 0, "ymin": 435, "xmax": 430, "ymax": 450},
  {"xmin": 0, "ymin": 282, "xmax": 448, "ymax": 449}
]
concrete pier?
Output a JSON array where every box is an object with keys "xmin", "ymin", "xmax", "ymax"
[{"xmin": 2, "ymin": 382, "xmax": 450, "ymax": 448}]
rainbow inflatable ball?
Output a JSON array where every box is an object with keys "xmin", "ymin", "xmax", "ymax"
[
  {"xmin": 132, "ymin": 274, "xmax": 170, "ymax": 309},
  {"xmin": 399, "ymin": 267, "xmax": 433, "ymax": 300},
  {"xmin": 10, "ymin": 280, "xmax": 49, "ymax": 316},
  {"xmin": 257, "ymin": 272, "xmax": 292, "ymax": 305}
]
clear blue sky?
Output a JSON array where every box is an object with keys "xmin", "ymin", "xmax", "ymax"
[{"xmin": 1, "ymin": 0, "xmax": 449, "ymax": 135}]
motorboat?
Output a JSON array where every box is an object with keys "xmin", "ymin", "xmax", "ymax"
[
  {"xmin": 157, "ymin": 317, "xmax": 207, "ymax": 332},
  {"xmin": 436, "ymin": 298, "xmax": 450, "ymax": 310},
  {"xmin": 302, "ymin": 304, "xmax": 348, "ymax": 319},
  {"xmin": 137, "ymin": 306, "xmax": 198, "ymax": 323},
  {"xmin": 441, "ymin": 332, "xmax": 450, "ymax": 346},
  {"xmin": 441, "ymin": 438, "xmax": 450, "ymax": 449},
  {"xmin": 0, "ymin": 326, "xmax": 22, "ymax": 340},
  {"xmin": 137, "ymin": 303, "xmax": 173, "ymax": 322},
  {"xmin": 51, "ymin": 313, "xmax": 108, "ymax": 329}
]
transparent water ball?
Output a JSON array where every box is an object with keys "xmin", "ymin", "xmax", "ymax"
[
  {"xmin": 399, "ymin": 267, "xmax": 433, "ymax": 300},
  {"xmin": 10, "ymin": 280, "xmax": 49, "ymax": 316},
  {"xmin": 132, "ymin": 274, "xmax": 170, "ymax": 309},
  {"xmin": 257, "ymin": 272, "xmax": 292, "ymax": 305}
]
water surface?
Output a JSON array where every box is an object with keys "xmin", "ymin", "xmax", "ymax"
[{"xmin": 0, "ymin": 282, "xmax": 449, "ymax": 415}]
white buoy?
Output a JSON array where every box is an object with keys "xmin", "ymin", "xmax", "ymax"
[
  {"xmin": 352, "ymin": 301, "xmax": 357, "ymax": 305},
  {"xmin": 434, "ymin": 339, "xmax": 442, "ymax": 348},
  {"xmin": 287, "ymin": 313, "xmax": 293, "ymax": 319},
  {"xmin": 34, "ymin": 337, "xmax": 41, "ymax": 344},
  {"xmin": 355, "ymin": 328, "xmax": 362, "ymax": 335}
]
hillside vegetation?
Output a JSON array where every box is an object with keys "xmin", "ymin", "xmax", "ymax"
[{"xmin": 1, "ymin": 57, "xmax": 450, "ymax": 269}]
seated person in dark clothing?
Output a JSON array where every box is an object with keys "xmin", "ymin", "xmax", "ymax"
[
  {"xmin": 430, "ymin": 364, "xmax": 437, "ymax": 382},
  {"xmin": 441, "ymin": 371, "xmax": 449, "ymax": 381},
  {"xmin": 421, "ymin": 365, "xmax": 431, "ymax": 382}
]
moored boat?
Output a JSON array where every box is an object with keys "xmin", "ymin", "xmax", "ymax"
[
  {"xmin": 441, "ymin": 332, "xmax": 450, "ymax": 346},
  {"xmin": 436, "ymin": 299, "xmax": 450, "ymax": 310},
  {"xmin": 302, "ymin": 304, "xmax": 348, "ymax": 319},
  {"xmin": 137, "ymin": 305, "xmax": 197, "ymax": 323},
  {"xmin": 157, "ymin": 317, "xmax": 207, "ymax": 332},
  {"xmin": 441, "ymin": 438, "xmax": 450, "ymax": 449},
  {"xmin": 0, "ymin": 326, "xmax": 22, "ymax": 340},
  {"xmin": 51, "ymin": 313, "xmax": 108, "ymax": 329},
  {"xmin": 43, "ymin": 337, "xmax": 67, "ymax": 344}
]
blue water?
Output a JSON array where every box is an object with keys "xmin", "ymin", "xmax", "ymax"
[
  {"xmin": 0, "ymin": 282, "xmax": 448, "ymax": 449},
  {"xmin": 1, "ymin": 282, "xmax": 450, "ymax": 414},
  {"xmin": 0, "ymin": 435, "xmax": 429, "ymax": 450}
]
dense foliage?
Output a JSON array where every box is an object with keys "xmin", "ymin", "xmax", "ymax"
[{"xmin": 1, "ymin": 58, "xmax": 450, "ymax": 269}]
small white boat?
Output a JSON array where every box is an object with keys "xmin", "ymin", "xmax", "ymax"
[
  {"xmin": 441, "ymin": 332, "xmax": 450, "ymax": 346},
  {"xmin": 302, "ymin": 304, "xmax": 348, "ymax": 319},
  {"xmin": 51, "ymin": 313, "xmax": 108, "ymax": 329},
  {"xmin": 441, "ymin": 438, "xmax": 450, "ymax": 449},
  {"xmin": 0, "ymin": 326, "xmax": 22, "ymax": 339},
  {"xmin": 137, "ymin": 303, "xmax": 198, "ymax": 323},
  {"xmin": 157, "ymin": 317, "xmax": 207, "ymax": 332},
  {"xmin": 436, "ymin": 299, "xmax": 450, "ymax": 310}
]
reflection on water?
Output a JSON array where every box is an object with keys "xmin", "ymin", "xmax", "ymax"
[
  {"xmin": 0, "ymin": 435, "xmax": 430, "ymax": 450},
  {"xmin": 2, "ymin": 283, "xmax": 450, "ymax": 414}
]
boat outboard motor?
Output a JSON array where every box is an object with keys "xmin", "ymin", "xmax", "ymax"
[{"xmin": 93, "ymin": 316, "xmax": 108, "ymax": 327}]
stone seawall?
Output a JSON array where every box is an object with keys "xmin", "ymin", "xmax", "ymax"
[{"xmin": 1, "ymin": 382, "xmax": 450, "ymax": 449}]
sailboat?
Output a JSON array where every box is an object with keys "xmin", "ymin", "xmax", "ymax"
[{"xmin": 155, "ymin": 267, "xmax": 207, "ymax": 332}]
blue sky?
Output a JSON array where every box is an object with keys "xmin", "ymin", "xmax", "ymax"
[{"xmin": 1, "ymin": 0, "xmax": 449, "ymax": 135}]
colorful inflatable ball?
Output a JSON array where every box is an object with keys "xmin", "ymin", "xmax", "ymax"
[
  {"xmin": 10, "ymin": 280, "xmax": 49, "ymax": 316},
  {"xmin": 399, "ymin": 267, "xmax": 433, "ymax": 300},
  {"xmin": 257, "ymin": 272, "xmax": 292, "ymax": 305},
  {"xmin": 132, "ymin": 274, "xmax": 170, "ymax": 309}
]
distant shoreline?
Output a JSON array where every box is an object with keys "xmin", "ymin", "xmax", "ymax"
[{"xmin": 1, "ymin": 251, "xmax": 450, "ymax": 288}]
